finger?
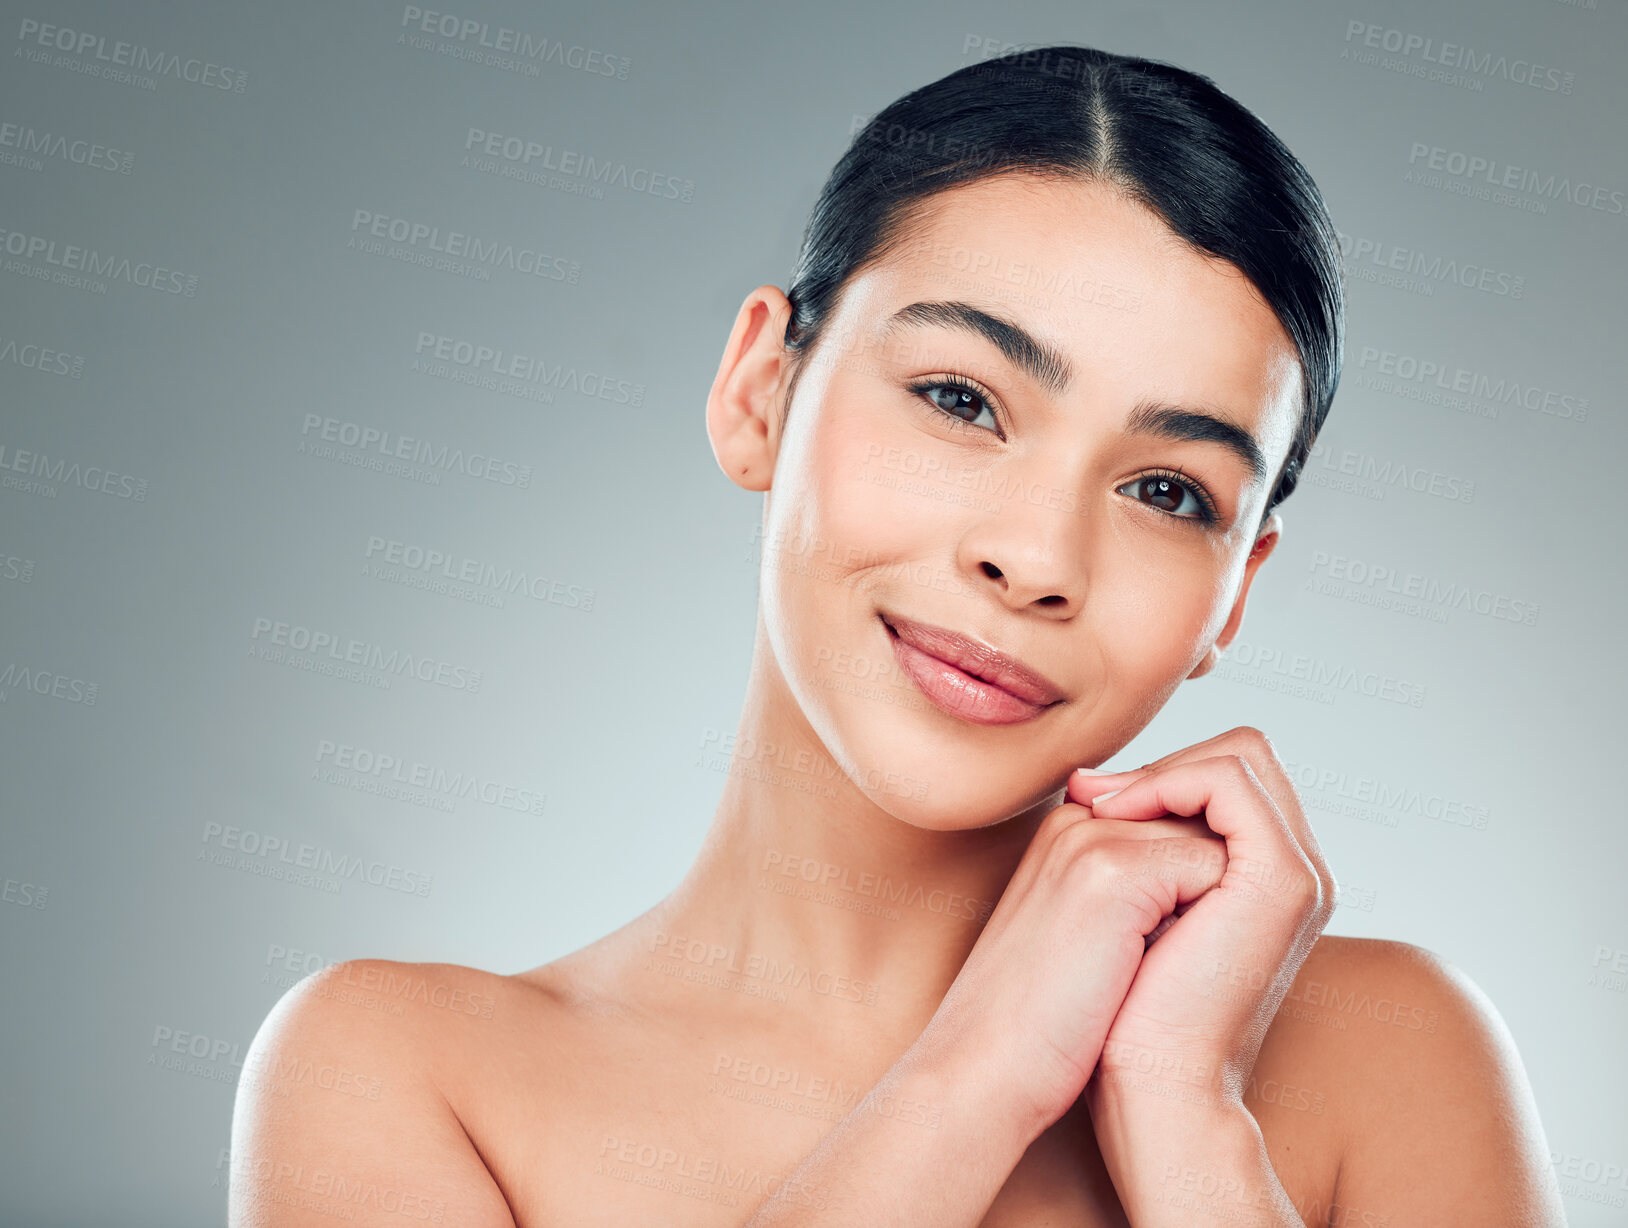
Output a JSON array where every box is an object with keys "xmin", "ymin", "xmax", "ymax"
[
  {"xmin": 1120, "ymin": 729, "xmax": 1306, "ymax": 853},
  {"xmin": 1098, "ymin": 835, "xmax": 1230, "ymax": 940},
  {"xmin": 1086, "ymin": 756, "xmax": 1319, "ymax": 916},
  {"xmin": 1093, "ymin": 729, "xmax": 1333, "ymax": 918},
  {"xmin": 1064, "ymin": 765, "xmax": 1148, "ymax": 807},
  {"xmin": 1145, "ymin": 902, "xmax": 1193, "ymax": 947},
  {"xmin": 1189, "ymin": 730, "xmax": 1334, "ymax": 920},
  {"xmin": 1028, "ymin": 805, "xmax": 1207, "ymax": 867}
]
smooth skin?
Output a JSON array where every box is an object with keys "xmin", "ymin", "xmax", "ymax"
[{"xmin": 229, "ymin": 175, "xmax": 1566, "ymax": 1227}]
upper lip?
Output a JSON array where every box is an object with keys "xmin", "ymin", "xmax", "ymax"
[{"xmin": 879, "ymin": 611, "xmax": 1066, "ymax": 707}]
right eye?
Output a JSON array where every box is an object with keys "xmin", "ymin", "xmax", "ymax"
[{"xmin": 908, "ymin": 375, "xmax": 1002, "ymax": 436}]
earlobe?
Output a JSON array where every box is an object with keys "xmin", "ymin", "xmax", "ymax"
[
  {"xmin": 1187, "ymin": 643, "xmax": 1220, "ymax": 680},
  {"xmin": 705, "ymin": 285, "xmax": 793, "ymax": 494},
  {"xmin": 1190, "ymin": 512, "xmax": 1283, "ymax": 679}
]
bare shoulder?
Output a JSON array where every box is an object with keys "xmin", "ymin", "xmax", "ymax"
[
  {"xmin": 1263, "ymin": 935, "xmax": 1567, "ymax": 1226},
  {"xmin": 228, "ymin": 957, "xmax": 532, "ymax": 1227},
  {"xmin": 1281, "ymin": 934, "xmax": 1524, "ymax": 1076}
]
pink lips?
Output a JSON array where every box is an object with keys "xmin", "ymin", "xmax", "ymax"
[{"xmin": 879, "ymin": 611, "xmax": 1065, "ymax": 725}]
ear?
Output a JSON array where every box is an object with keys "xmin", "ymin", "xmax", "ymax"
[
  {"xmin": 1188, "ymin": 511, "xmax": 1282, "ymax": 680},
  {"xmin": 706, "ymin": 285, "xmax": 795, "ymax": 493}
]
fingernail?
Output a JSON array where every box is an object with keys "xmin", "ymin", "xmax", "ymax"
[
  {"xmin": 1090, "ymin": 788, "xmax": 1122, "ymax": 805},
  {"xmin": 1074, "ymin": 766, "xmax": 1123, "ymax": 776}
]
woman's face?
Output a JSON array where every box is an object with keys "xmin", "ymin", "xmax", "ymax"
[{"xmin": 714, "ymin": 172, "xmax": 1304, "ymax": 832}]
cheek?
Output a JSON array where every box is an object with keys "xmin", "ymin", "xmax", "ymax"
[
  {"xmin": 1092, "ymin": 539, "xmax": 1233, "ymax": 682},
  {"xmin": 771, "ymin": 395, "xmax": 962, "ymax": 619},
  {"xmin": 758, "ymin": 403, "xmax": 905, "ymax": 680},
  {"xmin": 816, "ymin": 402, "xmax": 950, "ymax": 552}
]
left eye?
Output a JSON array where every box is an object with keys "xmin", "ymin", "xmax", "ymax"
[
  {"xmin": 918, "ymin": 382, "xmax": 999, "ymax": 433},
  {"xmin": 1117, "ymin": 473, "xmax": 1209, "ymax": 519}
]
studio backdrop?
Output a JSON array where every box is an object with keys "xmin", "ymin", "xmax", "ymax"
[{"xmin": 0, "ymin": 0, "xmax": 1623, "ymax": 1224}]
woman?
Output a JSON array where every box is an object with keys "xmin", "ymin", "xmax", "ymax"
[{"xmin": 229, "ymin": 46, "xmax": 1565, "ymax": 1227}]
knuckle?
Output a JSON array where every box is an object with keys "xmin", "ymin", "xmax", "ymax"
[
  {"xmin": 1275, "ymin": 864, "xmax": 1323, "ymax": 914},
  {"xmin": 1294, "ymin": 868, "xmax": 1322, "ymax": 905},
  {"xmin": 1039, "ymin": 802, "xmax": 1089, "ymax": 840},
  {"xmin": 1318, "ymin": 868, "xmax": 1341, "ymax": 920},
  {"xmin": 1224, "ymin": 725, "xmax": 1281, "ymax": 767},
  {"xmin": 1051, "ymin": 813, "xmax": 1102, "ymax": 854},
  {"xmin": 1232, "ymin": 724, "xmax": 1272, "ymax": 751},
  {"xmin": 1068, "ymin": 840, "xmax": 1135, "ymax": 893}
]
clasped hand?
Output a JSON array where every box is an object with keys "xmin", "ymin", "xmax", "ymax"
[{"xmin": 926, "ymin": 725, "xmax": 1337, "ymax": 1132}]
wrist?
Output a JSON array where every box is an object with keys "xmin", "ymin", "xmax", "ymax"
[
  {"xmin": 1088, "ymin": 1097, "xmax": 1300, "ymax": 1228},
  {"xmin": 904, "ymin": 1014, "xmax": 1056, "ymax": 1154},
  {"xmin": 1092, "ymin": 1035, "xmax": 1232, "ymax": 1117}
]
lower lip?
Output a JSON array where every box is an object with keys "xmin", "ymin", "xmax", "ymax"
[{"xmin": 882, "ymin": 617, "xmax": 1053, "ymax": 726}]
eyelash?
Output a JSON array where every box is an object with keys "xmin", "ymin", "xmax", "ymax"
[
  {"xmin": 905, "ymin": 372, "xmax": 1005, "ymax": 436},
  {"xmin": 1134, "ymin": 467, "xmax": 1222, "ymax": 525},
  {"xmin": 905, "ymin": 375, "xmax": 1223, "ymax": 527}
]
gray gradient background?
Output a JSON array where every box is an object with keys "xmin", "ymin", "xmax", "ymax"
[{"xmin": 1, "ymin": 0, "xmax": 1624, "ymax": 1223}]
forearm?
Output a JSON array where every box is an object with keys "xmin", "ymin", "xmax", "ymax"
[
  {"xmin": 1088, "ymin": 1089, "xmax": 1302, "ymax": 1228},
  {"xmin": 742, "ymin": 1029, "xmax": 1046, "ymax": 1228}
]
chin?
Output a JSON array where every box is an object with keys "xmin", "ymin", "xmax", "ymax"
[{"xmin": 830, "ymin": 724, "xmax": 1065, "ymax": 832}]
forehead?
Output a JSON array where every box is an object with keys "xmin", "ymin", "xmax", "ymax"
[{"xmin": 835, "ymin": 173, "xmax": 1302, "ymax": 450}]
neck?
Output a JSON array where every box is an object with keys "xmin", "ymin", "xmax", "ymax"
[{"xmin": 648, "ymin": 612, "xmax": 1061, "ymax": 1050}]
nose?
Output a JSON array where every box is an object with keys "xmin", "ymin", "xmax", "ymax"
[{"xmin": 956, "ymin": 479, "xmax": 1091, "ymax": 616}]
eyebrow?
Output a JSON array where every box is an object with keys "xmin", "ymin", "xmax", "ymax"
[
  {"xmin": 881, "ymin": 300, "xmax": 1074, "ymax": 396},
  {"xmin": 878, "ymin": 298, "xmax": 1269, "ymax": 484}
]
